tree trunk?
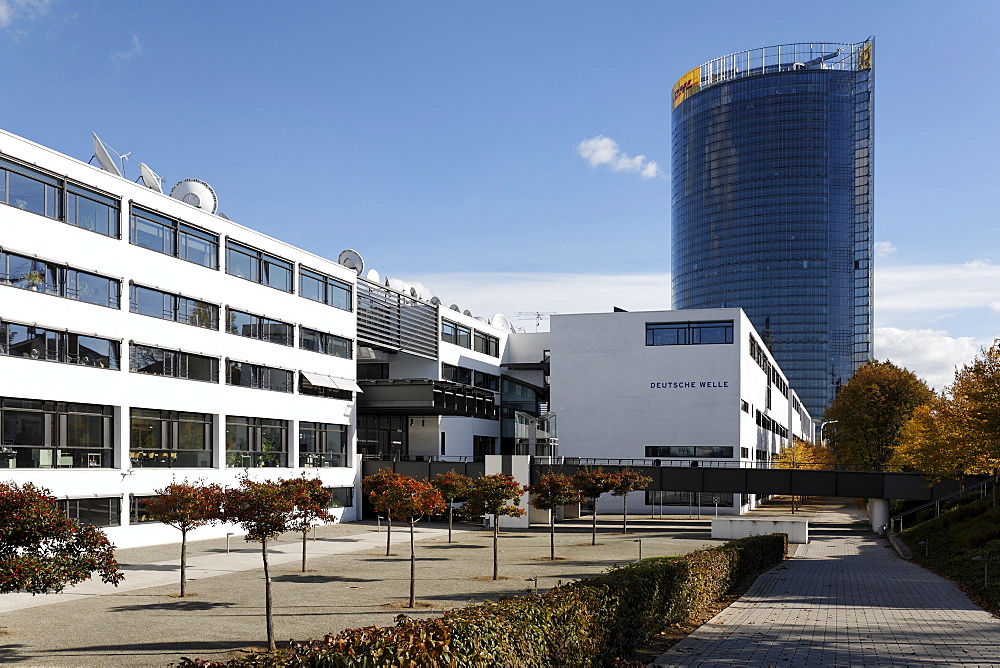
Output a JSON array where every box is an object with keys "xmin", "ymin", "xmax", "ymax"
[
  {"xmin": 262, "ymin": 538, "xmax": 275, "ymax": 652},
  {"xmin": 592, "ymin": 497, "xmax": 598, "ymax": 546},
  {"xmin": 492, "ymin": 519, "xmax": 499, "ymax": 581},
  {"xmin": 386, "ymin": 515, "xmax": 392, "ymax": 556},
  {"xmin": 622, "ymin": 494, "xmax": 628, "ymax": 535},
  {"xmin": 448, "ymin": 501, "xmax": 453, "ymax": 543},
  {"xmin": 409, "ymin": 520, "xmax": 416, "ymax": 608},
  {"xmin": 180, "ymin": 528, "xmax": 187, "ymax": 598},
  {"xmin": 301, "ymin": 530, "xmax": 308, "ymax": 573},
  {"xmin": 550, "ymin": 512, "xmax": 555, "ymax": 560}
]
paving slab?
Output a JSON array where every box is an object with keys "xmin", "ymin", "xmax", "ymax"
[{"xmin": 654, "ymin": 500, "xmax": 1000, "ymax": 667}]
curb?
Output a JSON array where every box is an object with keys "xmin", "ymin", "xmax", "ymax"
[{"xmin": 887, "ymin": 533, "xmax": 913, "ymax": 560}]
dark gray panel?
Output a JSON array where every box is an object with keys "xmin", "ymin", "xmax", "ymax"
[
  {"xmin": 395, "ymin": 461, "xmax": 431, "ymax": 480},
  {"xmin": 835, "ymin": 472, "xmax": 883, "ymax": 498},
  {"xmin": 659, "ymin": 466, "xmax": 705, "ymax": 492},
  {"xmin": 703, "ymin": 468, "xmax": 748, "ymax": 493},
  {"xmin": 790, "ymin": 470, "xmax": 837, "ymax": 496},
  {"xmin": 746, "ymin": 469, "xmax": 792, "ymax": 495}
]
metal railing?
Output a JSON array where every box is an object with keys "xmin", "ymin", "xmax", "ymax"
[{"xmin": 890, "ymin": 476, "xmax": 998, "ymax": 535}]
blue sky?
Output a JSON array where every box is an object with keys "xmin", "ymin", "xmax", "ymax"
[{"xmin": 2, "ymin": 0, "xmax": 998, "ymax": 388}]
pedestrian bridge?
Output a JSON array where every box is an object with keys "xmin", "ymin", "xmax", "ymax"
[{"xmin": 362, "ymin": 456, "xmax": 981, "ymax": 502}]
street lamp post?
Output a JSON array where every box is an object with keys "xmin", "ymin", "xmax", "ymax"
[
  {"xmin": 634, "ymin": 538, "xmax": 642, "ymax": 562},
  {"xmin": 972, "ymin": 555, "xmax": 989, "ymax": 587}
]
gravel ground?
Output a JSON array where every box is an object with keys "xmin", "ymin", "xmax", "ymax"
[{"xmin": 0, "ymin": 515, "xmax": 725, "ymax": 667}]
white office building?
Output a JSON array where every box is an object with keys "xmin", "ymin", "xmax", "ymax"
[{"xmin": 549, "ymin": 309, "xmax": 814, "ymax": 515}]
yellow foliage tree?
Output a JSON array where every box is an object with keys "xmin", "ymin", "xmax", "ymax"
[{"xmin": 773, "ymin": 437, "xmax": 835, "ymax": 470}]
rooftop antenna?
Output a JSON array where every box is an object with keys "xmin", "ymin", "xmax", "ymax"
[
  {"xmin": 91, "ymin": 132, "xmax": 130, "ymax": 177},
  {"xmin": 138, "ymin": 163, "xmax": 163, "ymax": 193},
  {"xmin": 515, "ymin": 312, "xmax": 556, "ymax": 333}
]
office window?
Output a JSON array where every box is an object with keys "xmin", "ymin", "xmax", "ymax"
[
  {"xmin": 442, "ymin": 320, "xmax": 471, "ymax": 348},
  {"xmin": 227, "ymin": 240, "xmax": 293, "ymax": 292},
  {"xmin": 0, "ymin": 396, "xmax": 113, "ymax": 469},
  {"xmin": 474, "ymin": 331, "xmax": 500, "ymax": 357},
  {"xmin": 299, "ymin": 327, "xmax": 352, "ymax": 359},
  {"xmin": 299, "ymin": 267, "xmax": 352, "ymax": 311},
  {"xmin": 130, "ymin": 284, "xmax": 219, "ymax": 330},
  {"xmin": 325, "ymin": 486, "xmax": 354, "ymax": 508},
  {"xmin": 226, "ymin": 308, "xmax": 293, "ymax": 346},
  {"xmin": 473, "ymin": 370, "xmax": 500, "ymax": 392},
  {"xmin": 646, "ymin": 320, "xmax": 734, "ymax": 346},
  {"xmin": 358, "ymin": 363, "xmax": 389, "ymax": 380},
  {"xmin": 58, "ymin": 497, "xmax": 121, "ymax": 527},
  {"xmin": 299, "ymin": 422, "xmax": 348, "ymax": 467},
  {"xmin": 645, "ymin": 445, "xmax": 735, "ymax": 458},
  {"xmin": 130, "ymin": 344, "xmax": 219, "ymax": 383},
  {"xmin": 226, "ymin": 360, "xmax": 293, "ymax": 393},
  {"xmin": 130, "ymin": 206, "xmax": 218, "ymax": 269},
  {"xmin": 0, "ymin": 250, "xmax": 120, "ymax": 309},
  {"xmin": 1, "ymin": 320, "xmax": 119, "ymax": 369},
  {"xmin": 66, "ymin": 185, "xmax": 119, "ymax": 237},
  {"xmin": 298, "ymin": 373, "xmax": 353, "ymax": 400},
  {"xmin": 225, "ymin": 416, "xmax": 288, "ymax": 467},
  {"xmin": 473, "ymin": 435, "xmax": 497, "ymax": 459},
  {"xmin": 129, "ymin": 495, "xmax": 159, "ymax": 524},
  {"xmin": 129, "ymin": 408, "xmax": 213, "ymax": 468},
  {"xmin": 645, "ymin": 491, "xmax": 734, "ymax": 506},
  {"xmin": 442, "ymin": 363, "xmax": 472, "ymax": 385},
  {"xmin": 0, "ymin": 157, "xmax": 61, "ymax": 220}
]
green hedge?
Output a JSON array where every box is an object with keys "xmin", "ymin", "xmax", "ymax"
[{"xmin": 181, "ymin": 533, "xmax": 786, "ymax": 667}]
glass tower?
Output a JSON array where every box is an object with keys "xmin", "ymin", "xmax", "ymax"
[{"xmin": 671, "ymin": 40, "xmax": 874, "ymax": 417}]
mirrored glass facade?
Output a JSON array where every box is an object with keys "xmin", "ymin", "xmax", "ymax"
[{"xmin": 671, "ymin": 40, "xmax": 873, "ymax": 416}]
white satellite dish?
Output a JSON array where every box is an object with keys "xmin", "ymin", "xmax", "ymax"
[
  {"xmin": 474, "ymin": 316, "xmax": 488, "ymax": 323},
  {"xmin": 491, "ymin": 313, "xmax": 513, "ymax": 332},
  {"xmin": 170, "ymin": 179, "xmax": 219, "ymax": 214},
  {"xmin": 138, "ymin": 163, "xmax": 163, "ymax": 193},
  {"xmin": 463, "ymin": 309, "xmax": 473, "ymax": 317},
  {"xmin": 91, "ymin": 133, "xmax": 122, "ymax": 177},
  {"xmin": 450, "ymin": 304, "xmax": 461, "ymax": 312},
  {"xmin": 365, "ymin": 268, "xmax": 381, "ymax": 284},
  {"xmin": 338, "ymin": 249, "xmax": 365, "ymax": 274},
  {"xmin": 430, "ymin": 296, "xmax": 441, "ymax": 306}
]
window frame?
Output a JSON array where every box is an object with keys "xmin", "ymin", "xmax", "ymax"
[
  {"xmin": 298, "ymin": 266, "xmax": 352, "ymax": 311},
  {"xmin": 299, "ymin": 326, "xmax": 353, "ymax": 359},
  {"xmin": 130, "ymin": 206, "xmax": 219, "ymax": 269},
  {"xmin": 0, "ymin": 250, "xmax": 121, "ymax": 309},
  {"xmin": 129, "ymin": 343, "xmax": 220, "ymax": 383},
  {"xmin": 129, "ymin": 283, "xmax": 219, "ymax": 330},
  {"xmin": 226, "ymin": 240, "xmax": 294, "ymax": 293},
  {"xmin": 225, "ymin": 307, "xmax": 294, "ymax": 346},
  {"xmin": 225, "ymin": 359, "xmax": 294, "ymax": 393}
]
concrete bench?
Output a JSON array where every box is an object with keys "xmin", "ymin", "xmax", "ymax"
[{"xmin": 711, "ymin": 517, "xmax": 809, "ymax": 544}]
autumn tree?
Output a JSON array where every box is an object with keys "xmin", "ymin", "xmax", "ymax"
[
  {"xmin": 825, "ymin": 360, "xmax": 933, "ymax": 471},
  {"xmin": 368, "ymin": 475, "xmax": 446, "ymax": 607},
  {"xmin": 609, "ymin": 469, "xmax": 653, "ymax": 534},
  {"xmin": 222, "ymin": 477, "xmax": 296, "ymax": 652},
  {"xmin": 893, "ymin": 394, "xmax": 964, "ymax": 479},
  {"xmin": 363, "ymin": 469, "xmax": 402, "ymax": 556},
  {"xmin": 528, "ymin": 473, "xmax": 581, "ymax": 560},
  {"xmin": 573, "ymin": 468, "xmax": 616, "ymax": 546},
  {"xmin": 463, "ymin": 474, "xmax": 526, "ymax": 580},
  {"xmin": 145, "ymin": 480, "xmax": 223, "ymax": 597},
  {"xmin": 430, "ymin": 470, "xmax": 472, "ymax": 543},
  {"xmin": 0, "ymin": 482, "xmax": 124, "ymax": 595},
  {"xmin": 774, "ymin": 438, "xmax": 835, "ymax": 470},
  {"xmin": 280, "ymin": 477, "xmax": 333, "ymax": 573}
]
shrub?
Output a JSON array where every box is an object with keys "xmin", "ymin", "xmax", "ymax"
[{"xmin": 180, "ymin": 534, "xmax": 787, "ymax": 667}]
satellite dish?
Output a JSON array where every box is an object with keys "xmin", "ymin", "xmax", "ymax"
[
  {"xmin": 492, "ymin": 313, "xmax": 513, "ymax": 333},
  {"xmin": 450, "ymin": 304, "xmax": 461, "ymax": 312},
  {"xmin": 474, "ymin": 316, "xmax": 487, "ymax": 323},
  {"xmin": 170, "ymin": 179, "xmax": 218, "ymax": 214},
  {"xmin": 138, "ymin": 163, "xmax": 163, "ymax": 193},
  {"xmin": 338, "ymin": 249, "xmax": 365, "ymax": 274},
  {"xmin": 365, "ymin": 268, "xmax": 381, "ymax": 284},
  {"xmin": 92, "ymin": 133, "xmax": 122, "ymax": 177},
  {"xmin": 430, "ymin": 296, "xmax": 441, "ymax": 306},
  {"xmin": 463, "ymin": 309, "xmax": 472, "ymax": 317},
  {"xmin": 219, "ymin": 213, "xmax": 232, "ymax": 221},
  {"xmin": 409, "ymin": 287, "xmax": 418, "ymax": 297}
]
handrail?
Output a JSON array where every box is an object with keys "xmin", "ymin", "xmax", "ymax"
[{"xmin": 889, "ymin": 476, "xmax": 996, "ymax": 535}]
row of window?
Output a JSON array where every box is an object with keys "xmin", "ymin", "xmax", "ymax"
[
  {"xmin": 644, "ymin": 445, "xmax": 735, "ymax": 459},
  {"xmin": 61, "ymin": 486, "xmax": 355, "ymax": 528},
  {"xmin": 646, "ymin": 320, "xmax": 734, "ymax": 346},
  {"xmin": 755, "ymin": 409, "xmax": 789, "ymax": 439},
  {"xmin": 441, "ymin": 363, "xmax": 500, "ymax": 392},
  {"xmin": 0, "ymin": 397, "xmax": 349, "ymax": 470},
  {"xmin": 645, "ymin": 491, "xmax": 735, "ymax": 506},
  {"xmin": 1, "ymin": 249, "xmax": 354, "ymax": 359},
  {"xmin": 748, "ymin": 335, "xmax": 789, "ymax": 396},
  {"xmin": 0, "ymin": 155, "xmax": 353, "ymax": 308},
  {"xmin": 441, "ymin": 319, "xmax": 500, "ymax": 357},
  {"xmin": 1, "ymin": 323, "xmax": 351, "ymax": 399}
]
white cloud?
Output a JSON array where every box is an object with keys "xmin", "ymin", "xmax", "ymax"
[
  {"xmin": 876, "ymin": 259, "xmax": 1000, "ymax": 316},
  {"xmin": 874, "ymin": 327, "xmax": 987, "ymax": 390},
  {"xmin": 111, "ymin": 32, "xmax": 142, "ymax": 64},
  {"xmin": 0, "ymin": 0, "xmax": 53, "ymax": 28},
  {"xmin": 874, "ymin": 241, "xmax": 896, "ymax": 258},
  {"xmin": 576, "ymin": 135, "xmax": 660, "ymax": 179},
  {"xmin": 991, "ymin": 301, "xmax": 1000, "ymax": 314}
]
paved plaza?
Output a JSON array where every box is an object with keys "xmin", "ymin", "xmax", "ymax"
[
  {"xmin": 655, "ymin": 501, "xmax": 1000, "ymax": 666},
  {"xmin": 0, "ymin": 515, "xmax": 722, "ymax": 666}
]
